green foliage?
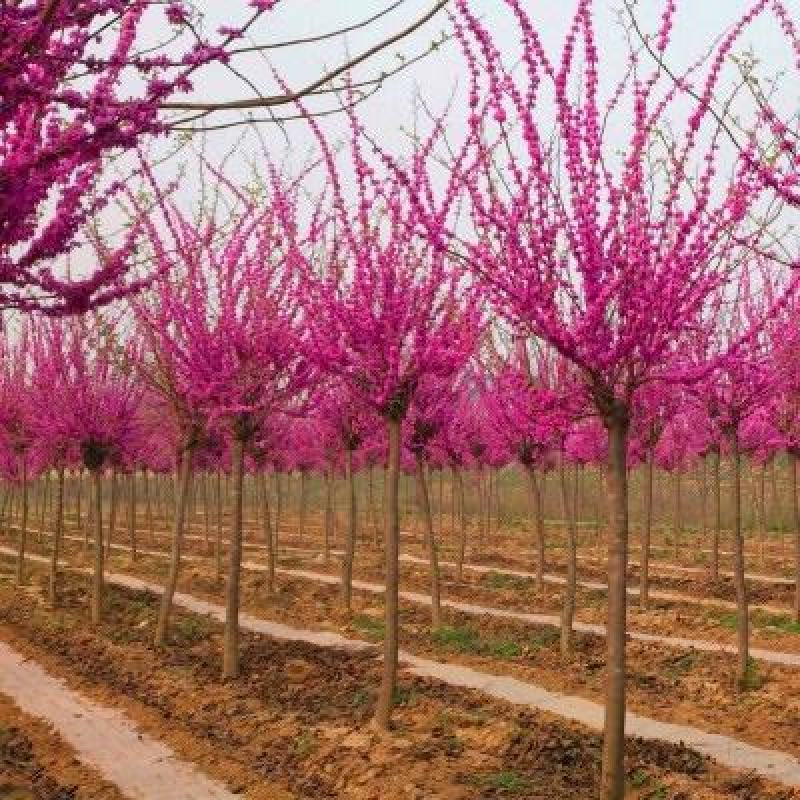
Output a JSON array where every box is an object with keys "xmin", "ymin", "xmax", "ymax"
[
  {"xmin": 352, "ymin": 614, "xmax": 386, "ymax": 641},
  {"xmin": 432, "ymin": 625, "xmax": 482, "ymax": 653},
  {"xmin": 172, "ymin": 614, "xmax": 214, "ymax": 645},
  {"xmin": 629, "ymin": 768, "xmax": 650, "ymax": 788},
  {"xmin": 528, "ymin": 628, "xmax": 560, "ymax": 651},
  {"xmin": 483, "ymin": 770, "xmax": 531, "ymax": 793},
  {"xmin": 739, "ymin": 657, "xmax": 764, "ymax": 691},
  {"xmin": 661, "ymin": 652, "xmax": 696, "ymax": 679},
  {"xmin": 392, "ymin": 686, "xmax": 419, "ymax": 707},
  {"xmin": 481, "ymin": 571, "xmax": 530, "ymax": 591},
  {"xmin": 293, "ymin": 731, "xmax": 317, "ymax": 758},
  {"xmin": 351, "ymin": 688, "xmax": 371, "ymax": 708},
  {"xmin": 432, "ymin": 625, "xmax": 522, "ymax": 659}
]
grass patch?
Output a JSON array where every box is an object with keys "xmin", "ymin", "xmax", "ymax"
[
  {"xmin": 661, "ymin": 652, "xmax": 696, "ymax": 679},
  {"xmin": 483, "ymin": 770, "xmax": 531, "ymax": 793},
  {"xmin": 392, "ymin": 686, "xmax": 419, "ymax": 707},
  {"xmin": 293, "ymin": 731, "xmax": 317, "ymax": 758},
  {"xmin": 171, "ymin": 614, "xmax": 214, "ymax": 644},
  {"xmin": 628, "ymin": 768, "xmax": 651, "ymax": 789},
  {"xmin": 351, "ymin": 688, "xmax": 371, "ymax": 708},
  {"xmin": 739, "ymin": 657, "xmax": 764, "ymax": 691},
  {"xmin": 351, "ymin": 614, "xmax": 385, "ymax": 641},
  {"xmin": 753, "ymin": 611, "xmax": 800, "ymax": 635},
  {"xmin": 528, "ymin": 627, "xmax": 560, "ymax": 651},
  {"xmin": 433, "ymin": 625, "xmax": 482, "ymax": 653},
  {"xmin": 481, "ymin": 571, "xmax": 530, "ymax": 591},
  {"xmin": 432, "ymin": 625, "xmax": 522, "ymax": 660},
  {"xmin": 712, "ymin": 609, "xmax": 800, "ymax": 635}
]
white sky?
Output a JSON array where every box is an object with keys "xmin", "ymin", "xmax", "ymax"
[{"xmin": 139, "ymin": 0, "xmax": 799, "ymax": 204}]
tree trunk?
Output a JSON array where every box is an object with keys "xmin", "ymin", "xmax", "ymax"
[
  {"xmin": 373, "ymin": 417, "xmax": 401, "ymax": 731},
  {"xmin": 90, "ymin": 469, "xmax": 104, "ymax": 625},
  {"xmin": 128, "ymin": 472, "xmax": 137, "ymax": 563},
  {"xmin": 368, "ymin": 465, "xmax": 379, "ymax": 548},
  {"xmin": 260, "ymin": 473, "xmax": 275, "ymax": 595},
  {"xmin": 324, "ymin": 469, "xmax": 334, "ymax": 566},
  {"xmin": 711, "ymin": 446, "xmax": 721, "ymax": 582},
  {"xmin": 154, "ymin": 447, "xmax": 194, "ymax": 647},
  {"xmin": 223, "ymin": 437, "xmax": 245, "ymax": 679},
  {"xmin": 758, "ymin": 462, "xmax": 767, "ymax": 566},
  {"xmin": 640, "ymin": 448, "xmax": 654, "ymax": 609},
  {"xmin": 143, "ymin": 469, "xmax": 154, "ymax": 544},
  {"xmin": 557, "ymin": 454, "xmax": 577, "ymax": 657},
  {"xmin": 215, "ymin": 469, "xmax": 223, "ymax": 583},
  {"xmin": 341, "ymin": 449, "xmax": 357, "ymax": 610},
  {"xmin": 298, "ymin": 470, "xmax": 308, "ymax": 544},
  {"xmin": 49, "ymin": 466, "xmax": 65, "ymax": 607},
  {"xmin": 600, "ymin": 410, "xmax": 629, "ymax": 800},
  {"xmin": 728, "ymin": 427, "xmax": 749, "ymax": 687},
  {"xmin": 672, "ymin": 470, "xmax": 682, "ymax": 561},
  {"xmin": 415, "ymin": 455, "xmax": 442, "ymax": 628},
  {"xmin": 105, "ymin": 468, "xmax": 117, "ymax": 558},
  {"xmin": 454, "ymin": 467, "xmax": 467, "ymax": 583},
  {"xmin": 790, "ymin": 450, "xmax": 800, "ymax": 623},
  {"xmin": 274, "ymin": 472, "xmax": 283, "ymax": 555},
  {"xmin": 524, "ymin": 464, "xmax": 545, "ymax": 591},
  {"xmin": 15, "ymin": 455, "xmax": 28, "ymax": 586},
  {"xmin": 202, "ymin": 471, "xmax": 211, "ymax": 554}
]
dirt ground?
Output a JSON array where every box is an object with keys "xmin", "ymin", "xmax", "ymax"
[
  {"xmin": 0, "ymin": 688, "xmax": 124, "ymax": 800},
  {"xmin": 0, "ymin": 560, "xmax": 797, "ymax": 799}
]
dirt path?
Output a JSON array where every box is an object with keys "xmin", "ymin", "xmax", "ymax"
[
  {"xmin": 4, "ymin": 546, "xmax": 800, "ymax": 788},
  {"xmin": 0, "ymin": 639, "xmax": 241, "ymax": 800},
  {"xmin": 13, "ymin": 534, "xmax": 800, "ymax": 666}
]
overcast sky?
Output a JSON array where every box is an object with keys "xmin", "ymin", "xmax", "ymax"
[{"xmin": 133, "ymin": 1, "xmax": 797, "ymax": 201}]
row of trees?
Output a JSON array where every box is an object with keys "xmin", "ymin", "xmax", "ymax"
[{"xmin": 3, "ymin": 2, "xmax": 800, "ymax": 799}]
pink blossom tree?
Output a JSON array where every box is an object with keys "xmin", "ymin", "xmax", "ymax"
[
  {"xmin": 298, "ymin": 103, "xmax": 482, "ymax": 729},
  {"xmin": 402, "ymin": 2, "xmax": 793, "ymax": 793}
]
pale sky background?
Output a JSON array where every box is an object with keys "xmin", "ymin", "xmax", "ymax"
[{"xmin": 138, "ymin": 0, "xmax": 799, "ymax": 205}]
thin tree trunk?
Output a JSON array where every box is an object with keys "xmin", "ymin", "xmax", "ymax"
[
  {"xmin": 260, "ymin": 472, "xmax": 275, "ymax": 595},
  {"xmin": 758, "ymin": 462, "xmax": 767, "ymax": 566},
  {"xmin": 729, "ymin": 427, "xmax": 749, "ymax": 686},
  {"xmin": 368, "ymin": 464, "xmax": 379, "ymax": 548},
  {"xmin": 143, "ymin": 469, "xmax": 153, "ymax": 543},
  {"xmin": 640, "ymin": 448, "xmax": 654, "ymax": 609},
  {"xmin": 274, "ymin": 472, "xmax": 283, "ymax": 554},
  {"xmin": 298, "ymin": 470, "xmax": 308, "ymax": 544},
  {"xmin": 415, "ymin": 455, "xmax": 441, "ymax": 628},
  {"xmin": 700, "ymin": 456, "xmax": 708, "ymax": 556},
  {"xmin": 214, "ymin": 469, "xmax": 223, "ymax": 583},
  {"xmin": 90, "ymin": 469, "xmax": 104, "ymax": 625},
  {"xmin": 712, "ymin": 445, "xmax": 722, "ymax": 582},
  {"xmin": 558, "ymin": 454, "xmax": 577, "ymax": 657},
  {"xmin": 341, "ymin": 449, "xmax": 357, "ymax": 610},
  {"xmin": 202, "ymin": 471, "xmax": 211, "ymax": 554},
  {"xmin": 49, "ymin": 466, "xmax": 65, "ymax": 607},
  {"xmin": 128, "ymin": 472, "xmax": 137, "ymax": 563},
  {"xmin": 790, "ymin": 450, "xmax": 800, "ymax": 623},
  {"xmin": 76, "ymin": 470, "xmax": 83, "ymax": 540},
  {"xmin": 324, "ymin": 469, "xmax": 334, "ymax": 566},
  {"xmin": 672, "ymin": 470, "xmax": 682, "ymax": 561},
  {"xmin": 223, "ymin": 437, "xmax": 245, "ymax": 679},
  {"xmin": 600, "ymin": 411, "xmax": 629, "ymax": 800},
  {"xmin": 454, "ymin": 467, "xmax": 467, "ymax": 583},
  {"xmin": 524, "ymin": 464, "xmax": 545, "ymax": 591},
  {"xmin": 105, "ymin": 468, "xmax": 117, "ymax": 558},
  {"xmin": 154, "ymin": 447, "xmax": 193, "ymax": 647},
  {"xmin": 373, "ymin": 417, "xmax": 401, "ymax": 731},
  {"xmin": 15, "ymin": 455, "xmax": 28, "ymax": 585}
]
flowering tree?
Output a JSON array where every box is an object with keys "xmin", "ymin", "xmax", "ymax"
[
  {"xmin": 299, "ymin": 99, "xmax": 482, "ymax": 728},
  {"xmin": 397, "ymin": 1, "xmax": 795, "ymax": 794},
  {"xmin": 145, "ymin": 169, "xmax": 308, "ymax": 678}
]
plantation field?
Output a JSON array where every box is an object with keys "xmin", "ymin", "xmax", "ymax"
[{"xmin": 1, "ymin": 464, "xmax": 799, "ymax": 799}]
